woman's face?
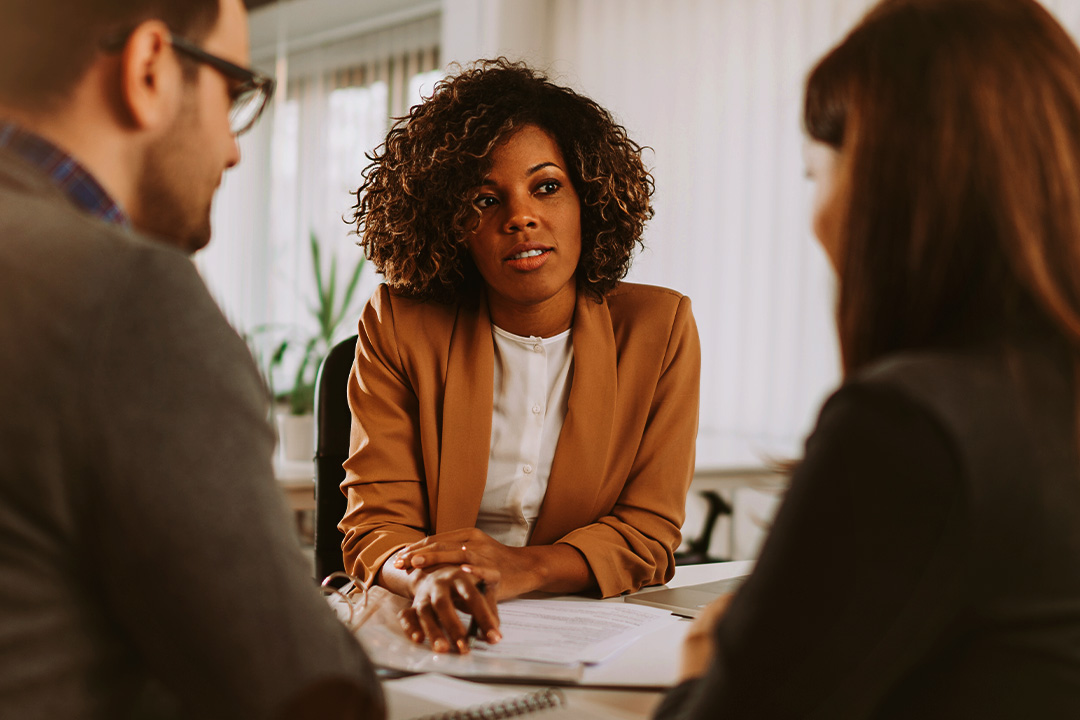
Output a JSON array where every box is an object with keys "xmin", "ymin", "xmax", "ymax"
[
  {"xmin": 803, "ymin": 139, "xmax": 843, "ymax": 271},
  {"xmin": 465, "ymin": 124, "xmax": 582, "ymax": 324}
]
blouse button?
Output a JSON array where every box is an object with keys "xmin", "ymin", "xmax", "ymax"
[
  {"xmin": 532, "ymin": 343, "xmax": 543, "ymax": 353},
  {"xmin": 523, "ymin": 464, "xmax": 534, "ymax": 474},
  {"xmin": 531, "ymin": 404, "xmax": 541, "ymax": 415}
]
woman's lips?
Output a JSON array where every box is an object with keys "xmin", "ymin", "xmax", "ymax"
[{"xmin": 504, "ymin": 247, "xmax": 552, "ymax": 271}]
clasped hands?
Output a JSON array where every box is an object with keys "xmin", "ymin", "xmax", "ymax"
[{"xmin": 391, "ymin": 528, "xmax": 539, "ymax": 654}]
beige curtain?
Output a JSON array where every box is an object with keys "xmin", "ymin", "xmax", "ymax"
[{"xmin": 200, "ymin": 11, "xmax": 441, "ymax": 364}]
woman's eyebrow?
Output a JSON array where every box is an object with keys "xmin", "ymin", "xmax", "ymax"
[
  {"xmin": 526, "ymin": 161, "xmax": 559, "ymax": 175},
  {"xmin": 479, "ymin": 161, "xmax": 562, "ymax": 186}
]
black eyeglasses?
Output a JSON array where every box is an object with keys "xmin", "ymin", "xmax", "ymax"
[
  {"xmin": 102, "ymin": 29, "xmax": 275, "ymax": 136},
  {"xmin": 169, "ymin": 35, "xmax": 275, "ymax": 136}
]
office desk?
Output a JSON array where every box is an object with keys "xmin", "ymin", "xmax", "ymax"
[
  {"xmin": 273, "ymin": 459, "xmax": 315, "ymax": 549},
  {"xmin": 383, "ymin": 560, "xmax": 753, "ymax": 720},
  {"xmin": 274, "ymin": 459, "xmax": 315, "ymax": 512}
]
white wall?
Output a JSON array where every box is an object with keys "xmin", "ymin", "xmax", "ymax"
[{"xmin": 439, "ymin": 0, "xmax": 880, "ymax": 466}]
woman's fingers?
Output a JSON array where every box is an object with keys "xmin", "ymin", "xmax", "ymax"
[
  {"xmin": 461, "ymin": 563, "xmax": 501, "ymax": 586},
  {"xmin": 457, "ymin": 570, "xmax": 501, "ymax": 643},
  {"xmin": 678, "ymin": 592, "xmax": 734, "ymax": 682},
  {"xmin": 688, "ymin": 592, "xmax": 734, "ymax": 639},
  {"xmin": 414, "ymin": 602, "xmax": 452, "ymax": 653},
  {"xmin": 396, "ymin": 530, "xmax": 509, "ymax": 572},
  {"xmin": 397, "ymin": 607, "xmax": 424, "ymax": 644},
  {"xmin": 403, "ymin": 566, "xmax": 496, "ymax": 653},
  {"xmin": 396, "ymin": 540, "xmax": 473, "ymax": 569}
]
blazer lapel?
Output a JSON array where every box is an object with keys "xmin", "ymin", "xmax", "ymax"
[
  {"xmin": 435, "ymin": 300, "xmax": 495, "ymax": 532},
  {"xmin": 530, "ymin": 292, "xmax": 618, "ymax": 545}
]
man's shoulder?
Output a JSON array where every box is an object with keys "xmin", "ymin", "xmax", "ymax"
[
  {"xmin": 0, "ymin": 166, "xmax": 193, "ymax": 288},
  {"xmin": 0, "ymin": 173, "xmax": 244, "ymax": 376}
]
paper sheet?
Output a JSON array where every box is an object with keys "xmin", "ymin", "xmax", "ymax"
[
  {"xmin": 336, "ymin": 587, "xmax": 584, "ymax": 682},
  {"xmin": 332, "ymin": 587, "xmax": 678, "ymax": 682},
  {"xmin": 469, "ymin": 599, "xmax": 678, "ymax": 665}
]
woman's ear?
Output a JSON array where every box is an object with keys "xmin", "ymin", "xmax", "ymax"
[{"xmin": 117, "ymin": 20, "xmax": 183, "ymax": 132}]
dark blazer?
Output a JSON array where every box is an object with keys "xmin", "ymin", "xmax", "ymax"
[
  {"xmin": 654, "ymin": 338, "xmax": 1080, "ymax": 719},
  {"xmin": 341, "ymin": 282, "xmax": 701, "ymax": 597}
]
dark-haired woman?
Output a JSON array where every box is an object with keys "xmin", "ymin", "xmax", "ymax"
[
  {"xmin": 341, "ymin": 59, "xmax": 700, "ymax": 653},
  {"xmin": 655, "ymin": 0, "xmax": 1080, "ymax": 717}
]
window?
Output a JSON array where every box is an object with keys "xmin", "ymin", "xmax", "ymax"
[{"xmin": 198, "ymin": 8, "xmax": 440, "ymax": 395}]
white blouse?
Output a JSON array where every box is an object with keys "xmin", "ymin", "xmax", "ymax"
[{"xmin": 475, "ymin": 325, "xmax": 574, "ymax": 547}]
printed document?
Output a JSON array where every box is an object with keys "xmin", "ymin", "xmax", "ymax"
[{"xmin": 469, "ymin": 599, "xmax": 677, "ymax": 664}]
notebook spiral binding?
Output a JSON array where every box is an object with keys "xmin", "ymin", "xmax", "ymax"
[{"xmin": 411, "ymin": 687, "xmax": 566, "ymax": 720}]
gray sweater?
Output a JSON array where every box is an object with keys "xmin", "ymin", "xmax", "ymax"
[{"xmin": 0, "ymin": 149, "xmax": 384, "ymax": 718}]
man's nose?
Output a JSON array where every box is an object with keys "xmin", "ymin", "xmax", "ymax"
[{"xmin": 225, "ymin": 135, "xmax": 241, "ymax": 170}]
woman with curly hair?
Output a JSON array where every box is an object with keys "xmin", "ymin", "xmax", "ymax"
[{"xmin": 340, "ymin": 58, "xmax": 700, "ymax": 652}]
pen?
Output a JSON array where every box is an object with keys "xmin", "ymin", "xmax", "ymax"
[{"xmin": 466, "ymin": 579, "xmax": 488, "ymax": 649}]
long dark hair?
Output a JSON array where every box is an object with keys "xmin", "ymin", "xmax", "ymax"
[{"xmin": 805, "ymin": 0, "xmax": 1080, "ymax": 375}]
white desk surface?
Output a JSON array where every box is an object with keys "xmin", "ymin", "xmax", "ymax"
[{"xmin": 384, "ymin": 560, "xmax": 752, "ymax": 720}]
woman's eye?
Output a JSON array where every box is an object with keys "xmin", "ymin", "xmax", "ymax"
[
  {"xmin": 474, "ymin": 195, "xmax": 498, "ymax": 209},
  {"xmin": 537, "ymin": 180, "xmax": 561, "ymax": 194}
]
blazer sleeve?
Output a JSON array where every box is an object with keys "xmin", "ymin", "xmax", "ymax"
[
  {"xmin": 558, "ymin": 295, "xmax": 701, "ymax": 596},
  {"xmin": 340, "ymin": 288, "xmax": 429, "ymax": 584}
]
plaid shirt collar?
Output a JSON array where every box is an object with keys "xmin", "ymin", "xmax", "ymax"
[{"xmin": 0, "ymin": 122, "xmax": 129, "ymax": 226}]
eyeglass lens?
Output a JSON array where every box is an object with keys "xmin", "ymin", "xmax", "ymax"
[{"xmin": 229, "ymin": 86, "xmax": 268, "ymax": 135}]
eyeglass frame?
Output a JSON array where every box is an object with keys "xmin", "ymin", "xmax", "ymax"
[
  {"xmin": 101, "ymin": 28, "xmax": 275, "ymax": 136},
  {"xmin": 168, "ymin": 34, "xmax": 275, "ymax": 135}
]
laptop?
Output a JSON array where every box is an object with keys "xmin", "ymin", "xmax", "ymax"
[{"xmin": 623, "ymin": 574, "xmax": 750, "ymax": 618}]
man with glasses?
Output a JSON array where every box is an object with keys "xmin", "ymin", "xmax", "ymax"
[{"xmin": 0, "ymin": 0, "xmax": 383, "ymax": 718}]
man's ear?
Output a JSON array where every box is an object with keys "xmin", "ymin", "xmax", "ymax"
[{"xmin": 118, "ymin": 20, "xmax": 183, "ymax": 132}]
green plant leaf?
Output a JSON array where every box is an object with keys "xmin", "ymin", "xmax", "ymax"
[
  {"xmin": 270, "ymin": 339, "xmax": 290, "ymax": 367},
  {"xmin": 264, "ymin": 231, "xmax": 369, "ymax": 416},
  {"xmin": 310, "ymin": 230, "xmax": 327, "ymax": 311},
  {"xmin": 322, "ymin": 252, "xmax": 338, "ymax": 344},
  {"xmin": 332, "ymin": 254, "xmax": 367, "ymax": 335},
  {"xmin": 286, "ymin": 336, "xmax": 319, "ymax": 415}
]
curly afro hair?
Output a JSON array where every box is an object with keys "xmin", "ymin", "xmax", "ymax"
[{"xmin": 350, "ymin": 58, "xmax": 655, "ymax": 304}]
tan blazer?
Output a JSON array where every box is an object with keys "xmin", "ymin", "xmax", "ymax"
[{"xmin": 340, "ymin": 282, "xmax": 700, "ymax": 597}]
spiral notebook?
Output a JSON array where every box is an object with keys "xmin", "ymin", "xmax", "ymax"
[{"xmin": 386, "ymin": 674, "xmax": 614, "ymax": 720}]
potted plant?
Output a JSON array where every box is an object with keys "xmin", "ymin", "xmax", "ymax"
[{"xmin": 251, "ymin": 231, "xmax": 366, "ymax": 463}]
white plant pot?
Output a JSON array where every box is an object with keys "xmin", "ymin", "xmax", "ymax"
[{"xmin": 276, "ymin": 412, "xmax": 315, "ymax": 464}]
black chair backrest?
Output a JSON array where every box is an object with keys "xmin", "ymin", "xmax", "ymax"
[
  {"xmin": 673, "ymin": 490, "xmax": 733, "ymax": 565},
  {"xmin": 313, "ymin": 334, "xmax": 358, "ymax": 582}
]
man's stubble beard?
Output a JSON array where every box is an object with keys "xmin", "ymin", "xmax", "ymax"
[{"xmin": 129, "ymin": 91, "xmax": 215, "ymax": 255}]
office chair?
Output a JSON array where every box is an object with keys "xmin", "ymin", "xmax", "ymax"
[
  {"xmin": 673, "ymin": 489, "xmax": 733, "ymax": 565},
  {"xmin": 313, "ymin": 334, "xmax": 358, "ymax": 582}
]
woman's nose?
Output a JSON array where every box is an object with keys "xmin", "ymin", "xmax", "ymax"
[{"xmin": 503, "ymin": 196, "xmax": 539, "ymax": 233}]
